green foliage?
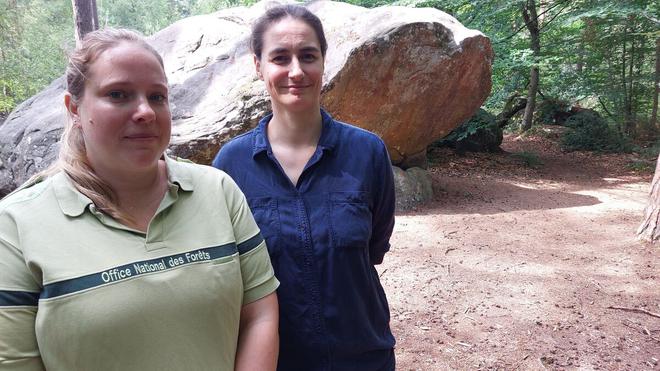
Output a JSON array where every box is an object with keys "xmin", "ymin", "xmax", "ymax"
[
  {"xmin": 561, "ymin": 110, "xmax": 632, "ymax": 153},
  {"xmin": 438, "ymin": 108, "xmax": 503, "ymax": 152},
  {"xmin": 0, "ymin": 0, "xmax": 72, "ymax": 114},
  {"xmin": 511, "ymin": 151, "xmax": 544, "ymax": 168},
  {"xmin": 635, "ymin": 139, "xmax": 660, "ymax": 160},
  {"xmin": 626, "ymin": 160, "xmax": 654, "ymax": 173},
  {"xmin": 444, "ymin": 109, "xmax": 497, "ymax": 142},
  {"xmin": 536, "ymin": 98, "xmax": 570, "ymax": 125}
]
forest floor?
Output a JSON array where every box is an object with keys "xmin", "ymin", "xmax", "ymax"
[{"xmin": 380, "ymin": 125, "xmax": 660, "ymax": 370}]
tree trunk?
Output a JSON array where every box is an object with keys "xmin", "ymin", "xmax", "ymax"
[
  {"xmin": 627, "ymin": 19, "xmax": 636, "ymax": 134},
  {"xmin": 71, "ymin": 0, "xmax": 98, "ymax": 46},
  {"xmin": 621, "ymin": 25, "xmax": 629, "ymax": 135},
  {"xmin": 497, "ymin": 93, "xmax": 527, "ymax": 128},
  {"xmin": 637, "ymin": 153, "xmax": 660, "ymax": 243},
  {"xmin": 520, "ymin": 0, "xmax": 540, "ymax": 132},
  {"xmin": 652, "ymin": 37, "xmax": 659, "ymax": 129},
  {"xmin": 522, "ymin": 67, "xmax": 539, "ymax": 131}
]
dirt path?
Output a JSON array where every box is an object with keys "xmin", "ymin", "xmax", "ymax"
[{"xmin": 382, "ymin": 128, "xmax": 660, "ymax": 370}]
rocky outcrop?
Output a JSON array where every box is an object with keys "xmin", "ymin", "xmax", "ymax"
[
  {"xmin": 0, "ymin": 1, "xmax": 492, "ymax": 196},
  {"xmin": 0, "ymin": 78, "xmax": 66, "ymax": 195},
  {"xmin": 393, "ymin": 166, "xmax": 433, "ymax": 212},
  {"xmin": 320, "ymin": 4, "xmax": 493, "ymax": 165}
]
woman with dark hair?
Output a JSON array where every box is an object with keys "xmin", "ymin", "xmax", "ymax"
[
  {"xmin": 213, "ymin": 4, "xmax": 396, "ymax": 370},
  {"xmin": 0, "ymin": 28, "xmax": 279, "ymax": 371}
]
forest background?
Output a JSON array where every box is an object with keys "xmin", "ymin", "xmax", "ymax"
[{"xmin": 1, "ymin": 0, "xmax": 659, "ymax": 147}]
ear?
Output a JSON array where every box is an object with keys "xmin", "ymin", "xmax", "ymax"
[
  {"xmin": 254, "ymin": 55, "xmax": 263, "ymax": 80},
  {"xmin": 64, "ymin": 92, "xmax": 81, "ymax": 126}
]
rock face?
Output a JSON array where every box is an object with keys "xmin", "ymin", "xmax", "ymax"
[{"xmin": 0, "ymin": 1, "xmax": 492, "ymax": 196}]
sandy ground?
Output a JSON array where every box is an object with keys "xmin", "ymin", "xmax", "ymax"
[{"xmin": 381, "ymin": 127, "xmax": 660, "ymax": 370}]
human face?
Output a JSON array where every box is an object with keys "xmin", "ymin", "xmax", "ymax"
[
  {"xmin": 255, "ymin": 17, "xmax": 324, "ymax": 113},
  {"xmin": 66, "ymin": 42, "xmax": 170, "ymax": 177}
]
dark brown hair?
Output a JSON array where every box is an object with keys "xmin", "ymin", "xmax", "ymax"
[{"xmin": 251, "ymin": 4, "xmax": 328, "ymax": 59}]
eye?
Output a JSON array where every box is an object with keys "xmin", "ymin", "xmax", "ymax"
[
  {"xmin": 301, "ymin": 53, "xmax": 318, "ymax": 62},
  {"xmin": 272, "ymin": 55, "xmax": 290, "ymax": 64},
  {"xmin": 108, "ymin": 91, "xmax": 127, "ymax": 100},
  {"xmin": 149, "ymin": 93, "xmax": 167, "ymax": 103}
]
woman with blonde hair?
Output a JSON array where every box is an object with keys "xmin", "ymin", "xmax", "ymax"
[{"xmin": 0, "ymin": 28, "xmax": 279, "ymax": 370}]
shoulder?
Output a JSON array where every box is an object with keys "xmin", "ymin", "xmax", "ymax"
[
  {"xmin": 0, "ymin": 176, "xmax": 55, "ymax": 214},
  {"xmin": 216, "ymin": 130, "xmax": 255, "ymax": 158},
  {"xmin": 0, "ymin": 176, "xmax": 57, "ymax": 248},
  {"xmin": 166, "ymin": 156, "xmax": 241, "ymax": 194},
  {"xmin": 332, "ymin": 119, "xmax": 388, "ymax": 154}
]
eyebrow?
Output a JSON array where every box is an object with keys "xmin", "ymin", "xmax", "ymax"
[
  {"xmin": 268, "ymin": 46, "xmax": 321, "ymax": 55},
  {"xmin": 98, "ymin": 81, "xmax": 168, "ymax": 89}
]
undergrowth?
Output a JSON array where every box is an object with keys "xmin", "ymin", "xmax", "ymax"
[
  {"xmin": 511, "ymin": 151, "xmax": 543, "ymax": 168},
  {"xmin": 561, "ymin": 111, "xmax": 632, "ymax": 153}
]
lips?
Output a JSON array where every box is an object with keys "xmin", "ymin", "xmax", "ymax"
[
  {"xmin": 124, "ymin": 133, "xmax": 158, "ymax": 140},
  {"xmin": 285, "ymin": 84, "xmax": 312, "ymax": 95}
]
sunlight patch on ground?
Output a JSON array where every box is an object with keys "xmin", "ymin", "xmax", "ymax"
[
  {"xmin": 602, "ymin": 177, "xmax": 627, "ymax": 183},
  {"xmin": 507, "ymin": 182, "xmax": 547, "ymax": 190},
  {"xmin": 569, "ymin": 189, "xmax": 646, "ymax": 211}
]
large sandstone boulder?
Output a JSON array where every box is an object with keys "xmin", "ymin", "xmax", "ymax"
[{"xmin": 0, "ymin": 1, "xmax": 492, "ymax": 196}]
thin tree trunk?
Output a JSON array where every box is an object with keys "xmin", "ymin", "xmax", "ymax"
[
  {"xmin": 521, "ymin": 0, "xmax": 541, "ymax": 132},
  {"xmin": 522, "ymin": 67, "xmax": 539, "ymax": 131},
  {"xmin": 652, "ymin": 37, "xmax": 659, "ymax": 128},
  {"xmin": 621, "ymin": 25, "xmax": 629, "ymax": 134},
  {"xmin": 627, "ymin": 20, "xmax": 636, "ymax": 134},
  {"xmin": 637, "ymin": 153, "xmax": 660, "ymax": 243},
  {"xmin": 71, "ymin": 0, "xmax": 98, "ymax": 46}
]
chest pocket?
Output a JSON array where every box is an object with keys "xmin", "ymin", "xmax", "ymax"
[
  {"xmin": 329, "ymin": 191, "xmax": 373, "ymax": 249},
  {"xmin": 247, "ymin": 197, "xmax": 281, "ymax": 257}
]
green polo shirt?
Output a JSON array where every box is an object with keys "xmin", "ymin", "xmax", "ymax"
[{"xmin": 0, "ymin": 156, "xmax": 279, "ymax": 370}]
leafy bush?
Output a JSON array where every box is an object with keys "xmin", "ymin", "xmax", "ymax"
[
  {"xmin": 436, "ymin": 109, "xmax": 502, "ymax": 153},
  {"xmin": 561, "ymin": 111, "xmax": 632, "ymax": 153},
  {"xmin": 636, "ymin": 139, "xmax": 660, "ymax": 160},
  {"xmin": 626, "ymin": 160, "xmax": 654, "ymax": 173},
  {"xmin": 536, "ymin": 98, "xmax": 570, "ymax": 125}
]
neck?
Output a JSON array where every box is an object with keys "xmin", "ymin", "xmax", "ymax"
[
  {"xmin": 93, "ymin": 160, "xmax": 167, "ymax": 207},
  {"xmin": 268, "ymin": 105, "xmax": 323, "ymax": 147}
]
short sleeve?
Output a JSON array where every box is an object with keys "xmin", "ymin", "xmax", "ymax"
[
  {"xmin": 221, "ymin": 175, "xmax": 279, "ymax": 305},
  {"xmin": 369, "ymin": 138, "xmax": 396, "ymax": 265},
  {"xmin": 0, "ymin": 213, "xmax": 45, "ymax": 370}
]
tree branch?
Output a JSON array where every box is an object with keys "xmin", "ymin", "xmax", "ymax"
[
  {"xmin": 598, "ymin": 96, "xmax": 614, "ymax": 118},
  {"xmin": 494, "ymin": 0, "xmax": 568, "ymax": 44}
]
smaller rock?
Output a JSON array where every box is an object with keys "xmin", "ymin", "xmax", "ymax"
[
  {"xmin": 393, "ymin": 166, "xmax": 433, "ymax": 212},
  {"xmin": 400, "ymin": 149, "xmax": 428, "ymax": 170}
]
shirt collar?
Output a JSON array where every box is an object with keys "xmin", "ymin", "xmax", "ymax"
[
  {"xmin": 52, "ymin": 172, "xmax": 93, "ymax": 217},
  {"xmin": 164, "ymin": 154, "xmax": 195, "ymax": 192},
  {"xmin": 53, "ymin": 154, "xmax": 194, "ymax": 218},
  {"xmin": 252, "ymin": 108, "xmax": 340, "ymax": 158}
]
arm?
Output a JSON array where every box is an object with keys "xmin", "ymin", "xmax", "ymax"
[
  {"xmin": 0, "ymin": 227, "xmax": 45, "ymax": 370},
  {"xmin": 369, "ymin": 139, "xmax": 396, "ymax": 265},
  {"xmin": 221, "ymin": 174, "xmax": 280, "ymax": 370},
  {"xmin": 235, "ymin": 292, "xmax": 279, "ymax": 371}
]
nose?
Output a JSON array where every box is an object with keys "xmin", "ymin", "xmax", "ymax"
[
  {"xmin": 289, "ymin": 57, "xmax": 304, "ymax": 80},
  {"xmin": 133, "ymin": 96, "xmax": 156, "ymax": 123}
]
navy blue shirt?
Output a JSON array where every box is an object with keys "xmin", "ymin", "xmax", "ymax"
[{"xmin": 213, "ymin": 110, "xmax": 396, "ymax": 371}]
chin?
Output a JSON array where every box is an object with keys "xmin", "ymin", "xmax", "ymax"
[{"xmin": 281, "ymin": 97, "xmax": 319, "ymax": 113}]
